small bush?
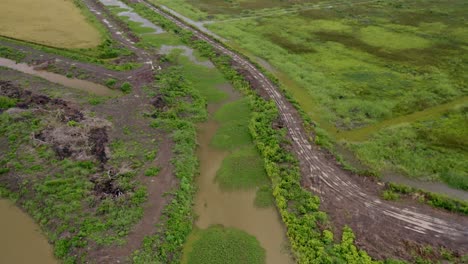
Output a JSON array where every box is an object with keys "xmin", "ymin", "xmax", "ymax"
[
  {"xmin": 67, "ymin": 120, "xmax": 79, "ymax": 127},
  {"xmin": 0, "ymin": 96, "xmax": 17, "ymax": 109},
  {"xmin": 105, "ymin": 78, "xmax": 117, "ymax": 87},
  {"xmin": 88, "ymin": 96, "xmax": 104, "ymax": 105},
  {"xmin": 144, "ymin": 167, "xmax": 160, "ymax": 177},
  {"xmin": 254, "ymin": 185, "xmax": 274, "ymax": 207},
  {"xmin": 120, "ymin": 82, "xmax": 132, "ymax": 93},
  {"xmin": 382, "ymin": 190, "xmax": 400, "ymax": 201}
]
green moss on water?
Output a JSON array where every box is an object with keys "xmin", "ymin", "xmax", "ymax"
[
  {"xmin": 186, "ymin": 226, "xmax": 265, "ymax": 264},
  {"xmin": 211, "ymin": 98, "xmax": 251, "ymax": 150},
  {"xmin": 216, "ymin": 146, "xmax": 269, "ymax": 190},
  {"xmin": 254, "ymin": 185, "xmax": 275, "ymax": 208}
]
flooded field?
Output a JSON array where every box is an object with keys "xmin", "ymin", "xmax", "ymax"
[
  {"xmin": 99, "ymin": 0, "xmax": 165, "ymax": 34},
  {"xmin": 0, "ymin": 0, "xmax": 101, "ymax": 48},
  {"xmin": 159, "ymin": 45, "xmax": 214, "ymax": 67},
  {"xmin": 0, "ymin": 199, "xmax": 56, "ymax": 264},
  {"xmin": 0, "ymin": 58, "xmax": 116, "ymax": 96},
  {"xmin": 185, "ymin": 83, "xmax": 293, "ymax": 264}
]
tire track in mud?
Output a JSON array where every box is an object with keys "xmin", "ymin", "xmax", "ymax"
[
  {"xmin": 138, "ymin": 0, "xmax": 468, "ymax": 259},
  {"xmin": 84, "ymin": 0, "xmax": 157, "ymax": 71}
]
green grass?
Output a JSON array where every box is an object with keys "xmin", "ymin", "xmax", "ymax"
[
  {"xmin": 216, "ymin": 146, "xmax": 269, "ymax": 190},
  {"xmin": 186, "ymin": 226, "xmax": 265, "ymax": 264},
  {"xmin": 209, "ymin": 97, "xmax": 269, "ymax": 191},
  {"xmin": 144, "ymin": 166, "xmax": 160, "ymax": 177},
  {"xmin": 155, "ymin": 0, "xmax": 468, "ymax": 189},
  {"xmin": 350, "ymin": 106, "xmax": 468, "ymax": 190},
  {"xmin": 120, "ymin": 82, "xmax": 132, "ymax": 93},
  {"xmin": 171, "ymin": 52, "xmax": 228, "ymax": 103},
  {"xmin": 0, "ymin": 95, "xmax": 17, "ymax": 109},
  {"xmin": 0, "ymin": 45, "xmax": 26, "ymax": 62},
  {"xmin": 254, "ymin": 185, "xmax": 274, "ymax": 208},
  {"xmin": 211, "ymin": 98, "xmax": 251, "ymax": 150},
  {"xmin": 0, "ymin": 110, "xmax": 148, "ymax": 262}
]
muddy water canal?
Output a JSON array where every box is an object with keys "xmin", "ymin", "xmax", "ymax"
[
  {"xmin": 189, "ymin": 84, "xmax": 293, "ymax": 264},
  {"xmin": 0, "ymin": 199, "xmax": 56, "ymax": 264},
  {"xmin": 0, "ymin": 58, "xmax": 115, "ymax": 96}
]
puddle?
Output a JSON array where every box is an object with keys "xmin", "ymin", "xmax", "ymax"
[
  {"xmin": 99, "ymin": 0, "xmax": 165, "ymax": 34},
  {"xmin": 382, "ymin": 173, "xmax": 468, "ymax": 201},
  {"xmin": 159, "ymin": 45, "xmax": 214, "ymax": 68},
  {"xmin": 0, "ymin": 199, "xmax": 56, "ymax": 264},
  {"xmin": 191, "ymin": 84, "xmax": 293, "ymax": 264},
  {"xmin": 0, "ymin": 58, "xmax": 116, "ymax": 96}
]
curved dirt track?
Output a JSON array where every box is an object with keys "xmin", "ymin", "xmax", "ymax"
[{"xmin": 138, "ymin": 0, "xmax": 468, "ymax": 259}]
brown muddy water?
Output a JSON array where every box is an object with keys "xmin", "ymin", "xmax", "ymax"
[
  {"xmin": 0, "ymin": 199, "xmax": 56, "ymax": 264},
  {"xmin": 189, "ymin": 84, "xmax": 294, "ymax": 264},
  {"xmin": 0, "ymin": 58, "xmax": 116, "ymax": 96}
]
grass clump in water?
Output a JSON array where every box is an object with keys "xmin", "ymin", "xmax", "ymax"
[
  {"xmin": 186, "ymin": 226, "xmax": 265, "ymax": 264},
  {"xmin": 211, "ymin": 98, "xmax": 252, "ymax": 150},
  {"xmin": 254, "ymin": 185, "xmax": 275, "ymax": 208},
  {"xmin": 216, "ymin": 146, "xmax": 269, "ymax": 190}
]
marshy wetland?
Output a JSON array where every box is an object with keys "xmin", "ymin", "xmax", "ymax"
[
  {"xmin": 0, "ymin": 0, "xmax": 467, "ymax": 263},
  {"xmin": 155, "ymin": 0, "xmax": 468, "ymax": 192}
]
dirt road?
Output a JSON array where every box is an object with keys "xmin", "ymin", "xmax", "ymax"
[{"xmin": 138, "ymin": 0, "xmax": 468, "ymax": 259}]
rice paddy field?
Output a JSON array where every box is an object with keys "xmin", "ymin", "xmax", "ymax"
[
  {"xmin": 0, "ymin": 0, "xmax": 102, "ymax": 48},
  {"xmin": 152, "ymin": 0, "xmax": 468, "ymax": 191}
]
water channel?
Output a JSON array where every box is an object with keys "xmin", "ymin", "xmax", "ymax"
[
  {"xmin": 0, "ymin": 58, "xmax": 115, "ymax": 96},
  {"xmin": 186, "ymin": 84, "xmax": 293, "ymax": 264},
  {"xmin": 0, "ymin": 199, "xmax": 56, "ymax": 264}
]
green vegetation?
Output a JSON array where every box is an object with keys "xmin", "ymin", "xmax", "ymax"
[
  {"xmin": 0, "ymin": 36, "xmax": 139, "ymax": 71},
  {"xmin": 385, "ymin": 183, "xmax": 468, "ymax": 215},
  {"xmin": 382, "ymin": 190, "xmax": 400, "ymax": 201},
  {"xmin": 144, "ymin": 167, "xmax": 160, "ymax": 177},
  {"xmin": 87, "ymin": 96, "xmax": 106, "ymax": 106},
  {"xmin": 211, "ymin": 98, "xmax": 251, "ymax": 149},
  {"xmin": 0, "ymin": 95, "xmax": 17, "ymax": 109},
  {"xmin": 208, "ymin": 97, "xmax": 271, "ymax": 190},
  {"xmin": 156, "ymin": 0, "xmax": 468, "ymax": 190},
  {"xmin": 216, "ymin": 146, "xmax": 268, "ymax": 190},
  {"xmin": 128, "ymin": 5, "xmax": 376, "ymax": 261},
  {"xmin": 121, "ymin": 2, "xmax": 465, "ymax": 263},
  {"xmin": 254, "ymin": 185, "xmax": 274, "ymax": 208},
  {"xmin": 0, "ymin": 45, "xmax": 26, "ymax": 62},
  {"xmin": 350, "ymin": 107, "xmax": 468, "ymax": 190},
  {"xmin": 132, "ymin": 66, "xmax": 204, "ymax": 263},
  {"xmin": 120, "ymin": 82, "xmax": 132, "ymax": 93},
  {"xmin": 186, "ymin": 226, "xmax": 265, "ymax": 264},
  {"xmin": 105, "ymin": 78, "xmax": 117, "ymax": 87},
  {"xmin": 0, "ymin": 110, "xmax": 147, "ymax": 262}
]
